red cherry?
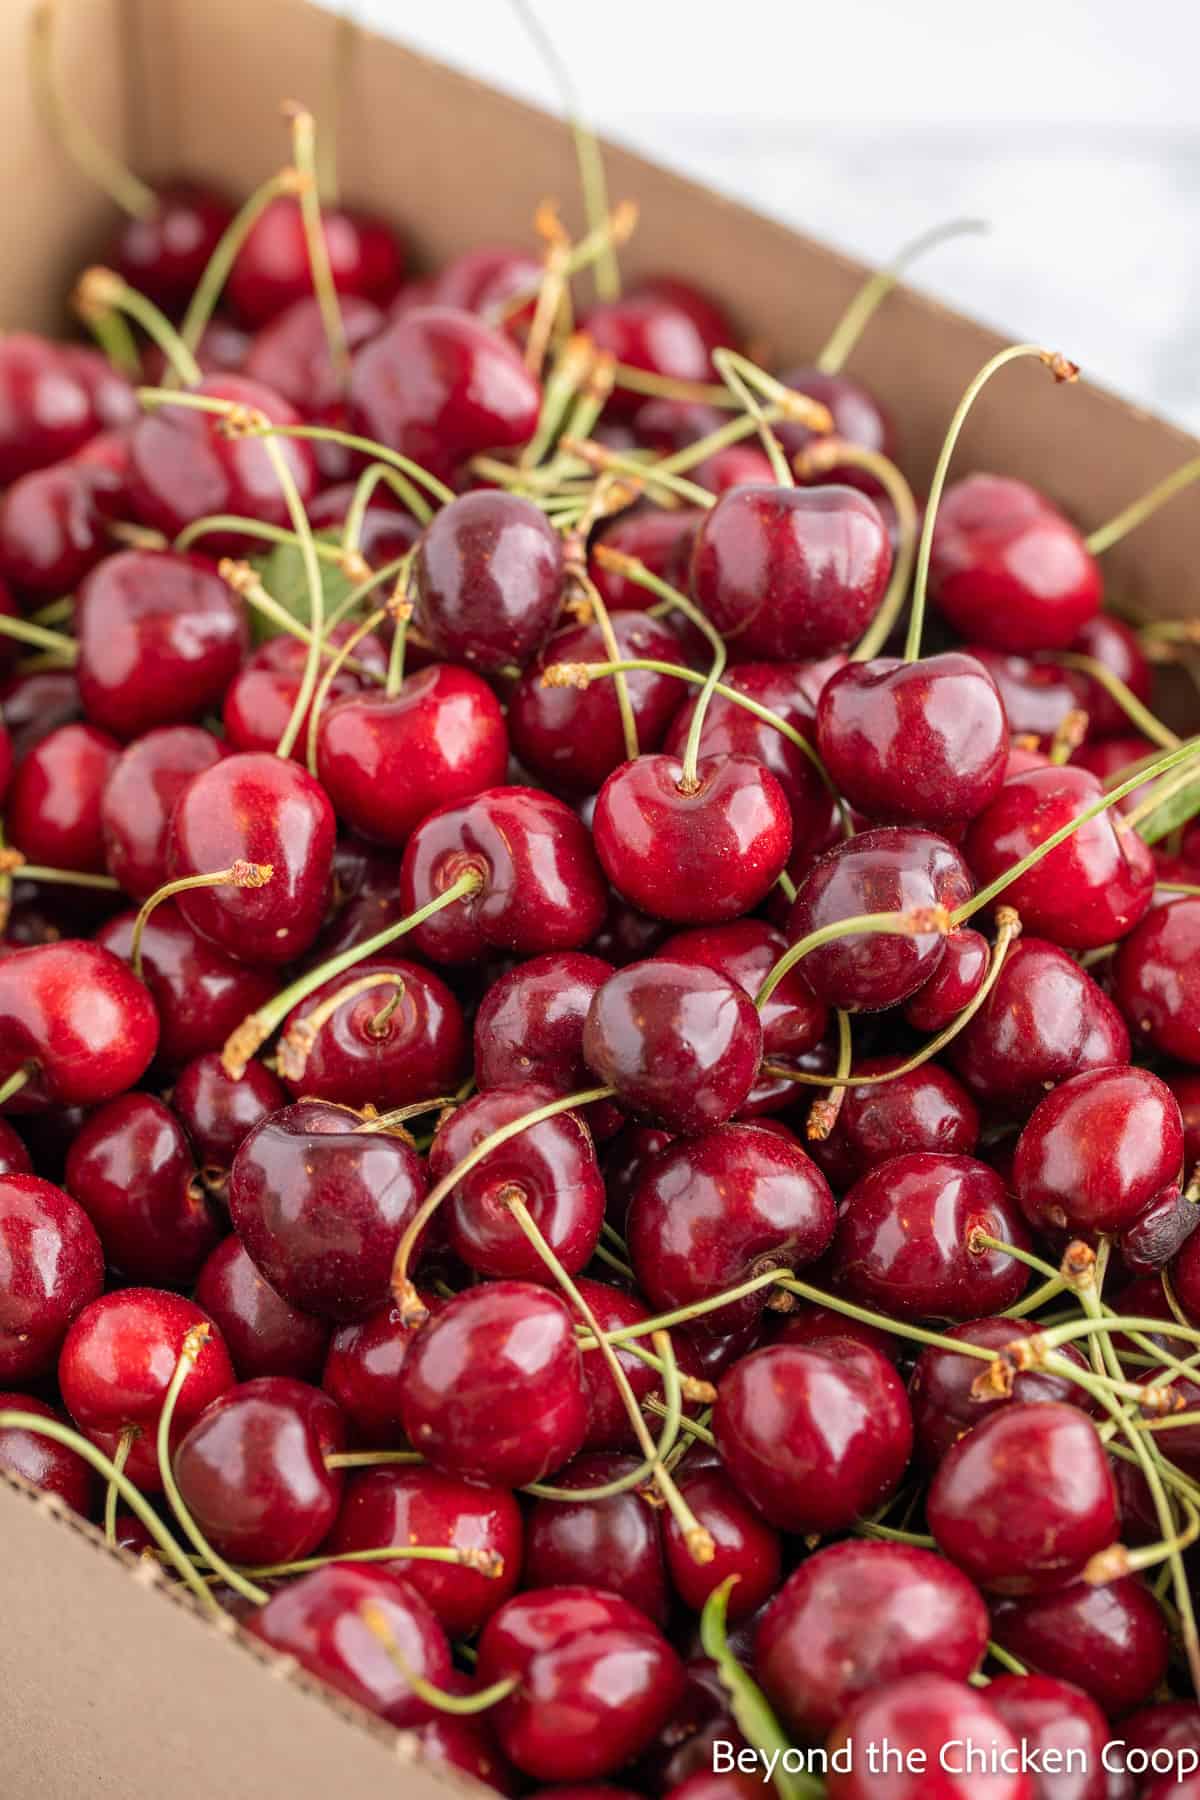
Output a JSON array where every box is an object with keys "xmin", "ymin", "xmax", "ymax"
[
  {"xmin": 0, "ymin": 460, "xmax": 115, "ymax": 598},
  {"xmin": 567, "ymin": 1276, "xmax": 666, "ymax": 1452},
  {"xmin": 228, "ymin": 196, "xmax": 404, "ymax": 325},
  {"xmin": 1072, "ymin": 733, "xmax": 1157, "ymax": 815},
  {"xmin": 321, "ymin": 1299, "xmax": 439, "ymax": 1447},
  {"xmin": 0, "ymin": 1174, "xmax": 103, "ymax": 1382},
  {"xmin": 909, "ymin": 1317, "xmax": 1092, "ymax": 1468},
  {"xmin": 755, "ymin": 1540, "xmax": 989, "ymax": 1739},
  {"xmin": 524, "ymin": 1454, "xmax": 671, "ymax": 1626},
  {"xmin": 222, "ymin": 624, "xmax": 386, "ymax": 763},
  {"xmin": 431, "ymin": 243, "xmax": 542, "ymax": 329},
  {"xmin": 904, "ymin": 927, "xmax": 991, "ymax": 1032},
  {"xmin": 662, "ymin": 1464, "xmax": 781, "ymax": 1621},
  {"xmin": 473, "ymin": 951, "xmax": 621, "ymax": 1136},
  {"xmin": 58, "ymin": 1288, "xmax": 234, "ymax": 1491},
  {"xmin": 0, "ymin": 1121, "xmax": 30, "ymax": 1177},
  {"xmin": 826, "ymin": 1673, "xmax": 1032, "ymax": 1800},
  {"xmin": 0, "ymin": 940, "xmax": 159, "ymax": 1112},
  {"xmin": 589, "ymin": 506, "xmax": 701, "ymax": 611},
  {"xmin": 809, "ymin": 1056, "xmax": 980, "ymax": 1189},
  {"xmin": 414, "ymin": 1673, "xmax": 520, "ymax": 1796},
  {"xmin": 0, "ymin": 335, "xmax": 131, "ymax": 484},
  {"xmin": 690, "ymin": 484, "xmax": 892, "ymax": 658},
  {"xmin": 307, "ymin": 480, "xmax": 421, "ymax": 565},
  {"xmin": 775, "ymin": 366, "xmax": 896, "ymax": 493},
  {"xmin": 108, "ymin": 179, "xmax": 235, "ymax": 313},
  {"xmin": 242, "ymin": 292, "xmax": 384, "ymax": 409},
  {"xmin": 1014, "ymin": 1067, "xmax": 1183, "ymax": 1236},
  {"xmin": 1066, "ymin": 613, "xmax": 1153, "ymax": 738},
  {"xmin": 172, "ymin": 1051, "xmax": 285, "ymax": 1178},
  {"xmin": 398, "ymin": 1282, "xmax": 588, "ymax": 1487},
  {"xmin": 0, "ymin": 1391, "xmax": 95, "ymax": 1514},
  {"xmin": 928, "ymin": 474, "xmax": 1102, "ymax": 651},
  {"xmin": 0, "ymin": 665, "xmax": 81, "ymax": 757},
  {"xmin": 193, "ymin": 1234, "xmax": 330, "ymax": 1382},
  {"xmin": 991, "ymin": 1577, "xmax": 1169, "ymax": 1717},
  {"xmin": 714, "ymin": 1337, "xmax": 912, "ymax": 1532},
  {"xmin": 832, "ymin": 1151, "xmax": 1030, "ymax": 1320},
  {"xmin": 100, "ymin": 725, "xmax": 226, "ymax": 899},
  {"xmin": 1115, "ymin": 897, "xmax": 1200, "ymax": 1064},
  {"xmin": 969, "ymin": 644, "xmax": 1083, "ymax": 750},
  {"xmin": 581, "ymin": 278, "xmax": 733, "ymax": 415},
  {"xmin": 65, "ymin": 1093, "xmax": 220, "ymax": 1285},
  {"xmin": 412, "ymin": 491, "xmax": 563, "ymax": 673},
  {"xmin": 1117, "ymin": 1703, "xmax": 1200, "ymax": 1791},
  {"xmin": 6, "ymin": 720, "xmax": 119, "ymax": 871},
  {"xmin": 987, "ymin": 1676, "xmax": 1111, "ymax": 1800}
]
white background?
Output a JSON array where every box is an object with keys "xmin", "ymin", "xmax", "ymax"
[{"xmin": 340, "ymin": 0, "xmax": 1200, "ymax": 431}]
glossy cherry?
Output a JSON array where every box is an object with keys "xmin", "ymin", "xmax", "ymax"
[
  {"xmin": 65, "ymin": 1093, "xmax": 220, "ymax": 1285},
  {"xmin": 826, "ymin": 1673, "xmax": 1031, "ymax": 1800},
  {"xmin": 662, "ymin": 1463, "xmax": 781, "ymax": 1622},
  {"xmin": 0, "ymin": 1392, "xmax": 95, "ymax": 1515},
  {"xmin": 242, "ymin": 292, "xmax": 385, "ymax": 411},
  {"xmin": 589, "ymin": 506, "xmax": 701, "ymax": 612},
  {"xmin": 987, "ymin": 1674, "xmax": 1111, "ymax": 1800},
  {"xmin": 572, "ymin": 1277, "xmax": 666, "ymax": 1451},
  {"xmin": 0, "ymin": 459, "xmax": 115, "ymax": 598},
  {"xmin": 100, "ymin": 725, "xmax": 227, "ymax": 899},
  {"xmin": 1115, "ymin": 897, "xmax": 1200, "ymax": 1065},
  {"xmin": 909, "ymin": 1318, "xmax": 1092, "ymax": 1468},
  {"xmin": 412, "ymin": 491, "xmax": 563, "ymax": 673},
  {"xmin": 1013, "ymin": 1066, "xmax": 1183, "ymax": 1236},
  {"xmin": 108, "ymin": 179, "xmax": 234, "ymax": 313},
  {"xmin": 0, "ymin": 335, "xmax": 132, "ymax": 484},
  {"xmin": 0, "ymin": 940, "xmax": 159, "ymax": 1112},
  {"xmin": 1063, "ymin": 611, "xmax": 1154, "ymax": 738},
  {"xmin": 321, "ymin": 1299, "xmax": 439, "ymax": 1447},
  {"xmin": 774, "ymin": 365, "xmax": 895, "ymax": 488},
  {"xmin": 0, "ymin": 665, "xmax": 81, "ymax": 757},
  {"xmin": 193, "ymin": 1235, "xmax": 330, "ymax": 1383},
  {"xmin": 413, "ymin": 1676, "xmax": 519, "ymax": 1797},
  {"xmin": 172, "ymin": 1051, "xmax": 286, "ymax": 1179},
  {"xmin": 228, "ymin": 195, "xmax": 404, "ymax": 324},
  {"xmin": 904, "ymin": 927, "xmax": 991, "ymax": 1032},
  {"xmin": 430, "ymin": 242, "xmax": 542, "ymax": 328},
  {"xmin": 5, "ymin": 720, "xmax": 119, "ymax": 871},
  {"xmin": 524, "ymin": 1455, "xmax": 671, "ymax": 1627},
  {"xmin": 809, "ymin": 1056, "xmax": 980, "ymax": 1190},
  {"xmin": 472, "ymin": 951, "xmax": 620, "ymax": 1133},
  {"xmin": 222, "ymin": 624, "xmax": 385, "ymax": 763},
  {"xmin": 0, "ymin": 1175, "xmax": 103, "ymax": 1382},
  {"xmin": 582, "ymin": 278, "xmax": 732, "ymax": 414},
  {"xmin": 990, "ymin": 1576, "xmax": 1170, "ymax": 1717}
]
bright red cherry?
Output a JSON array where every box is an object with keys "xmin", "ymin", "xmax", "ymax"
[
  {"xmin": 0, "ymin": 1392, "xmax": 95, "ymax": 1515},
  {"xmin": 6, "ymin": 720, "xmax": 119, "ymax": 871},
  {"xmin": 1114, "ymin": 897, "xmax": 1200, "ymax": 1064},
  {"xmin": 0, "ymin": 459, "xmax": 115, "ymax": 598},
  {"xmin": 222, "ymin": 624, "xmax": 386, "ymax": 763},
  {"xmin": 662, "ymin": 1463, "xmax": 781, "ymax": 1621},
  {"xmin": 928, "ymin": 474, "xmax": 1102, "ymax": 651},
  {"xmin": 100, "ymin": 725, "xmax": 226, "ymax": 899},
  {"xmin": 412, "ymin": 491, "xmax": 563, "ymax": 673},
  {"xmin": 0, "ymin": 940, "xmax": 159, "ymax": 1112},
  {"xmin": 0, "ymin": 335, "xmax": 132, "ymax": 484},
  {"xmin": 172, "ymin": 1052, "xmax": 286, "ymax": 1181},
  {"xmin": 809, "ymin": 1056, "xmax": 980, "ymax": 1189},
  {"xmin": 1014, "ymin": 1066, "xmax": 1183, "ymax": 1236},
  {"xmin": 990, "ymin": 1577, "xmax": 1170, "ymax": 1718},
  {"xmin": 398, "ymin": 1282, "xmax": 588, "ymax": 1487},
  {"xmin": 589, "ymin": 506, "xmax": 701, "ymax": 611},
  {"xmin": 755, "ymin": 1540, "xmax": 989, "ymax": 1739},
  {"xmin": 524, "ymin": 1455, "xmax": 671, "ymax": 1627},
  {"xmin": 904, "ymin": 927, "xmax": 990, "ymax": 1032},
  {"xmin": 108, "ymin": 179, "xmax": 234, "ymax": 313},
  {"xmin": 193, "ymin": 1235, "xmax": 330, "ymax": 1383},
  {"xmin": 690, "ymin": 484, "xmax": 892, "ymax": 658},
  {"xmin": 909, "ymin": 1317, "xmax": 1092, "ymax": 1468},
  {"xmin": 987, "ymin": 1673, "xmax": 1111, "ymax": 1800},
  {"xmin": 582, "ymin": 278, "xmax": 733, "ymax": 415},
  {"xmin": 321, "ymin": 1299, "xmax": 439, "ymax": 1447},
  {"xmin": 826, "ymin": 1673, "xmax": 1032, "ymax": 1800},
  {"xmin": 228, "ymin": 195, "xmax": 404, "ymax": 324},
  {"xmin": 0, "ymin": 1175, "xmax": 103, "ymax": 1382}
]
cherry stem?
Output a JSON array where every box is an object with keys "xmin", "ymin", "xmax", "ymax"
[
  {"xmin": 342, "ymin": 461, "xmax": 433, "ymax": 543},
  {"xmin": 0, "ymin": 853, "xmax": 120, "ymax": 896},
  {"xmin": 361, "ymin": 1599, "xmax": 518, "ymax": 1711},
  {"xmin": 246, "ymin": 1543, "xmax": 502, "ymax": 1580},
  {"xmin": 529, "ymin": 1328, "xmax": 689, "ymax": 1506},
  {"xmin": 1121, "ymin": 748, "xmax": 1200, "ymax": 838},
  {"xmin": 560, "ymin": 437, "xmax": 716, "ymax": 510},
  {"xmin": 28, "ymin": 2, "xmax": 157, "ymax": 217},
  {"xmin": 0, "ymin": 613, "xmax": 78, "ymax": 660},
  {"xmin": 221, "ymin": 867, "xmax": 485, "ymax": 1080},
  {"xmin": 385, "ymin": 569, "xmax": 414, "ymax": 700},
  {"xmin": 287, "ymin": 105, "xmax": 349, "ymax": 388},
  {"xmin": 656, "ymin": 409, "xmax": 768, "ymax": 472},
  {"xmin": 219, "ymin": 554, "xmax": 400, "ymax": 683},
  {"xmin": 74, "ymin": 268, "xmax": 202, "ymax": 388},
  {"xmin": 525, "ymin": 330, "xmax": 593, "ymax": 463},
  {"xmin": 176, "ymin": 170, "xmax": 301, "ymax": 363},
  {"xmin": 776, "ymin": 869, "xmax": 798, "ymax": 905},
  {"xmin": 130, "ymin": 862, "xmax": 274, "ymax": 981},
  {"xmin": 1053, "ymin": 652, "xmax": 1178, "ymax": 750},
  {"xmin": 277, "ymin": 970, "xmax": 405, "ymax": 1083},
  {"xmin": 712, "ymin": 350, "xmax": 793, "ymax": 487},
  {"xmin": 84, "ymin": 303, "xmax": 141, "ymax": 379},
  {"xmin": 1086, "ymin": 455, "xmax": 1200, "ymax": 556},
  {"xmin": 581, "ymin": 1268, "xmax": 797, "ymax": 1349},
  {"xmin": 755, "ymin": 905, "xmax": 951, "ymax": 1010},
  {"xmin": 806, "ymin": 1010, "xmax": 852, "ymax": 1141},
  {"xmin": 250, "ymin": 434, "xmax": 325, "ymax": 760},
  {"xmin": 905, "ymin": 344, "xmax": 1078, "ymax": 663},
  {"xmin": 179, "ymin": 516, "xmax": 351, "ymax": 570},
  {"xmin": 599, "ymin": 1334, "xmax": 716, "ymax": 1405},
  {"xmin": 355, "ymin": 1097, "xmax": 459, "ymax": 1136},
  {"xmin": 524, "ymin": 207, "xmax": 574, "ymax": 380},
  {"xmin": 813, "ymin": 450, "xmax": 920, "ymax": 662},
  {"xmin": 1086, "ymin": 1499, "xmax": 1200, "ymax": 1587},
  {"xmin": 324, "ymin": 1450, "xmax": 425, "ymax": 1470},
  {"xmin": 776, "ymin": 1276, "xmax": 999, "ymax": 1361},
  {"xmin": 104, "ymin": 1425, "xmax": 136, "ymax": 1547},
  {"xmin": 701, "ymin": 1578, "xmax": 824, "ymax": 1800},
  {"xmin": 306, "ymin": 605, "xmax": 388, "ymax": 774},
  {"xmin": 815, "ymin": 217, "xmax": 988, "ymax": 375},
  {"xmin": 0, "ymin": 1067, "xmax": 32, "ymax": 1109}
]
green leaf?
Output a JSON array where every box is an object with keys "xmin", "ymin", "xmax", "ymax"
[
  {"xmin": 249, "ymin": 531, "xmax": 357, "ymax": 641},
  {"xmin": 1133, "ymin": 772, "xmax": 1200, "ymax": 846},
  {"xmin": 700, "ymin": 1577, "xmax": 822, "ymax": 1800}
]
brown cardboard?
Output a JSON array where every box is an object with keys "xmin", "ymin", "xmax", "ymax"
[{"xmin": 0, "ymin": 2, "xmax": 1197, "ymax": 1796}]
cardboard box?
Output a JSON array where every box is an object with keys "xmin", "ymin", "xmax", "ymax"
[{"xmin": 1, "ymin": 2, "xmax": 1197, "ymax": 1795}]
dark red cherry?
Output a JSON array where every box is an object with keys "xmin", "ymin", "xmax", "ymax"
[
  {"xmin": 428, "ymin": 1082, "xmax": 604, "ymax": 1282},
  {"xmin": 593, "ymin": 753, "xmax": 792, "ymax": 924},
  {"xmin": 65, "ymin": 1093, "xmax": 220, "ymax": 1286},
  {"xmin": 1014, "ymin": 1067, "xmax": 1182, "ymax": 1237},
  {"xmin": 628, "ymin": 1123, "xmax": 834, "ymax": 1330},
  {"xmin": 904, "ymin": 927, "xmax": 991, "ymax": 1032},
  {"xmin": 787, "ymin": 826, "xmax": 974, "ymax": 1012},
  {"xmin": 229, "ymin": 1100, "xmax": 428, "ymax": 1323},
  {"xmin": 412, "ymin": 491, "xmax": 563, "ymax": 673},
  {"xmin": 774, "ymin": 1303, "xmax": 900, "ymax": 1364},
  {"xmin": 6, "ymin": 720, "xmax": 119, "ymax": 871},
  {"xmin": 987, "ymin": 1674, "xmax": 1110, "ymax": 1800},
  {"xmin": 242, "ymin": 292, "xmax": 385, "ymax": 410},
  {"xmin": 349, "ymin": 306, "xmax": 540, "ymax": 484},
  {"xmin": 833, "ymin": 1152, "xmax": 1030, "ymax": 1320},
  {"xmin": 582, "ymin": 279, "xmax": 732, "ymax": 415},
  {"xmin": 0, "ymin": 719, "xmax": 9, "ymax": 807},
  {"xmin": 588, "ymin": 890, "xmax": 670, "ymax": 969},
  {"xmin": 582, "ymin": 956, "xmax": 763, "ymax": 1135},
  {"xmin": 927, "ymin": 1401, "xmax": 1117, "ymax": 1594},
  {"xmin": 715, "ymin": 1337, "xmax": 911, "ymax": 1532},
  {"xmin": 0, "ymin": 940, "xmax": 159, "ymax": 1112},
  {"xmin": 321, "ymin": 1298, "xmax": 441, "ymax": 1447},
  {"xmin": 571, "ymin": 1277, "xmax": 664, "ymax": 1452},
  {"xmin": 755, "ymin": 1540, "xmax": 989, "ymax": 1739},
  {"xmin": 0, "ymin": 1392, "xmax": 95, "ymax": 1515},
  {"xmin": 774, "ymin": 365, "xmax": 896, "ymax": 492},
  {"xmin": 0, "ymin": 1175, "xmax": 103, "ymax": 1382},
  {"xmin": 307, "ymin": 479, "xmax": 421, "ymax": 565},
  {"xmin": 473, "ymin": 951, "xmax": 621, "ymax": 1136},
  {"xmin": 809, "ymin": 1056, "xmax": 980, "ymax": 1190},
  {"xmin": 1117, "ymin": 1703, "xmax": 1200, "ymax": 1790},
  {"xmin": 0, "ymin": 1121, "xmax": 30, "ymax": 1177},
  {"xmin": 329, "ymin": 1462, "xmax": 522, "ymax": 1635},
  {"xmin": 1072, "ymin": 734, "xmax": 1157, "ymax": 815},
  {"xmin": 96, "ymin": 903, "xmax": 276, "ymax": 1070},
  {"xmin": 431, "ymin": 243, "xmax": 542, "ymax": 329},
  {"xmin": 222, "ymin": 624, "xmax": 386, "ymax": 763},
  {"xmin": 589, "ymin": 506, "xmax": 701, "ymax": 611},
  {"xmin": 1115, "ymin": 897, "xmax": 1200, "ymax": 1065},
  {"xmin": 1173, "ymin": 1230, "xmax": 1200, "ymax": 1323},
  {"xmin": 991, "ymin": 1577, "xmax": 1169, "ymax": 1718},
  {"xmin": 398, "ymin": 1282, "xmax": 588, "ymax": 1487},
  {"xmin": 58, "ymin": 1288, "xmax": 234, "ymax": 1491},
  {"xmin": 510, "ymin": 612, "xmax": 685, "ymax": 796},
  {"xmin": 413, "ymin": 1674, "xmax": 519, "ymax": 1797},
  {"xmin": 399, "ymin": 786, "xmax": 608, "ymax": 964},
  {"xmin": 662, "ymin": 1464, "xmax": 781, "ymax": 1621},
  {"xmin": 173, "ymin": 1376, "xmax": 344, "ymax": 1565},
  {"xmin": 172, "ymin": 1052, "xmax": 286, "ymax": 1179},
  {"xmin": 909, "ymin": 1317, "xmax": 1092, "ymax": 1468},
  {"xmin": 0, "ymin": 460, "xmax": 113, "ymax": 598},
  {"xmin": 928, "ymin": 474, "xmax": 1102, "ymax": 651},
  {"xmin": 1063, "ymin": 612, "xmax": 1153, "ymax": 739},
  {"xmin": 0, "ymin": 335, "xmax": 129, "ymax": 483},
  {"xmin": 193, "ymin": 1235, "xmax": 330, "ymax": 1382},
  {"xmin": 74, "ymin": 550, "xmax": 247, "ymax": 740},
  {"xmin": 633, "ymin": 397, "xmax": 727, "ymax": 453},
  {"xmin": 524, "ymin": 1455, "xmax": 671, "ymax": 1627},
  {"xmin": 827, "ymin": 1673, "xmax": 1031, "ymax": 1800},
  {"xmin": 968, "ymin": 644, "xmax": 1082, "ymax": 750},
  {"xmin": 245, "ymin": 1563, "xmax": 451, "ymax": 1729},
  {"xmin": 0, "ymin": 665, "xmax": 81, "ymax": 757},
  {"xmin": 690, "ymin": 484, "xmax": 892, "ymax": 658},
  {"xmin": 166, "ymin": 751, "xmax": 335, "ymax": 965},
  {"xmin": 816, "ymin": 652, "xmax": 1009, "ymax": 830},
  {"xmin": 476, "ymin": 1586, "xmax": 688, "ymax": 1782},
  {"xmin": 228, "ymin": 195, "xmax": 403, "ymax": 325},
  {"xmin": 108, "ymin": 179, "xmax": 234, "ymax": 313},
  {"xmin": 100, "ymin": 725, "xmax": 226, "ymax": 899},
  {"xmin": 965, "ymin": 765, "xmax": 1154, "ymax": 950}
]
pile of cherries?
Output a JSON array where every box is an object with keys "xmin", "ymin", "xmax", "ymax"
[{"xmin": 7, "ymin": 35, "xmax": 1200, "ymax": 1800}]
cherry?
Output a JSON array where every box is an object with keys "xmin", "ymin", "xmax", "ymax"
[
  {"xmin": 690, "ymin": 484, "xmax": 892, "ymax": 658},
  {"xmin": 1066, "ymin": 613, "xmax": 1153, "ymax": 739},
  {"xmin": 0, "ymin": 1121, "xmax": 31, "ymax": 1177},
  {"xmin": 775, "ymin": 1304, "xmax": 900, "ymax": 1364},
  {"xmin": 414, "ymin": 1675, "xmax": 520, "ymax": 1797},
  {"xmin": 6, "ymin": 720, "xmax": 119, "ymax": 871},
  {"xmin": 633, "ymin": 398, "xmax": 727, "ymax": 453},
  {"xmin": 816, "ymin": 652, "xmax": 1009, "ymax": 830},
  {"xmin": 100, "ymin": 725, "xmax": 226, "ymax": 899},
  {"xmin": 430, "ymin": 243, "xmax": 542, "ymax": 327},
  {"xmin": 0, "ymin": 720, "xmax": 9, "ymax": 808},
  {"xmin": 904, "ymin": 927, "xmax": 991, "ymax": 1032},
  {"xmin": 775, "ymin": 365, "xmax": 896, "ymax": 493},
  {"xmin": 511, "ymin": 612, "xmax": 686, "ymax": 796},
  {"xmin": 106, "ymin": 178, "xmax": 234, "ymax": 313},
  {"xmin": 242, "ymin": 293, "xmax": 385, "ymax": 411},
  {"xmin": 74, "ymin": 550, "xmax": 247, "ymax": 740},
  {"xmin": 826, "ymin": 1673, "xmax": 1032, "ymax": 1800},
  {"xmin": 228, "ymin": 195, "xmax": 404, "ymax": 325},
  {"xmin": 96, "ymin": 903, "xmax": 276, "ymax": 1070},
  {"xmin": 0, "ymin": 940, "xmax": 159, "ymax": 1112},
  {"xmin": 173, "ymin": 1376, "xmax": 345, "ymax": 1565},
  {"xmin": 582, "ymin": 957, "xmax": 763, "ymax": 1135},
  {"xmin": 245, "ymin": 1562, "xmax": 451, "ymax": 1728},
  {"xmin": 1114, "ymin": 897, "xmax": 1200, "ymax": 1065},
  {"xmin": 307, "ymin": 480, "xmax": 421, "ymax": 565},
  {"xmin": 589, "ymin": 507, "xmax": 701, "ymax": 612},
  {"xmin": 1119, "ymin": 1178, "xmax": 1198, "ymax": 1272},
  {"xmin": 524, "ymin": 1455, "xmax": 671, "ymax": 1627},
  {"xmin": 0, "ymin": 335, "xmax": 131, "ymax": 484},
  {"xmin": 965, "ymin": 765, "xmax": 1154, "ymax": 950},
  {"xmin": 0, "ymin": 1174, "xmax": 103, "ymax": 1382},
  {"xmin": 229, "ymin": 1100, "xmax": 428, "ymax": 1322},
  {"xmin": 571, "ymin": 1277, "xmax": 667, "ymax": 1451},
  {"xmin": 1013, "ymin": 1067, "xmax": 1183, "ymax": 1237},
  {"xmin": 0, "ymin": 666, "xmax": 81, "ymax": 757},
  {"xmin": 833, "ymin": 1152, "xmax": 1030, "ymax": 1320},
  {"xmin": 588, "ymin": 891, "xmax": 671, "ymax": 969},
  {"xmin": 909, "ymin": 1318, "xmax": 1092, "ymax": 1468},
  {"xmin": 593, "ymin": 753, "xmax": 793, "ymax": 924},
  {"xmin": 172, "ymin": 1051, "xmax": 286, "ymax": 1179},
  {"xmin": 166, "ymin": 751, "xmax": 336, "ymax": 965},
  {"xmin": 349, "ymin": 306, "xmax": 541, "ymax": 484},
  {"xmin": 398, "ymin": 1282, "xmax": 588, "ymax": 1487},
  {"xmin": 1172, "ymin": 1230, "xmax": 1200, "ymax": 1323},
  {"xmin": 662, "ymin": 1463, "xmax": 781, "ymax": 1621},
  {"xmin": 0, "ymin": 1392, "xmax": 95, "ymax": 1515},
  {"xmin": 582, "ymin": 279, "xmax": 733, "ymax": 415},
  {"xmin": 0, "ymin": 459, "xmax": 115, "ymax": 599},
  {"xmin": 412, "ymin": 491, "xmax": 564, "ymax": 673},
  {"xmin": 627, "ymin": 1123, "xmax": 834, "ymax": 1329},
  {"xmin": 193, "ymin": 1235, "xmax": 330, "ymax": 1383},
  {"xmin": 222, "ymin": 625, "xmax": 386, "ymax": 763},
  {"xmin": 928, "ymin": 474, "xmax": 1102, "ymax": 651},
  {"xmin": 990, "ymin": 1577, "xmax": 1170, "ymax": 1718},
  {"xmin": 990, "ymin": 1674, "xmax": 1116, "ymax": 1800},
  {"xmin": 713, "ymin": 1337, "xmax": 912, "ymax": 1532},
  {"xmin": 64, "ymin": 1093, "xmax": 220, "ymax": 1286},
  {"xmin": 321, "ymin": 1299, "xmax": 439, "ymax": 1447},
  {"xmin": 636, "ymin": 1659, "xmax": 750, "ymax": 1793},
  {"xmin": 58, "ymin": 1288, "xmax": 234, "ymax": 1491},
  {"xmin": 969, "ymin": 645, "xmax": 1083, "ymax": 750},
  {"xmin": 473, "ymin": 951, "xmax": 621, "ymax": 1134},
  {"xmin": 809, "ymin": 1057, "xmax": 980, "ymax": 1189},
  {"xmin": 787, "ymin": 827, "xmax": 974, "ymax": 1012},
  {"xmin": 1072, "ymin": 734, "xmax": 1157, "ymax": 813},
  {"xmin": 947, "ymin": 936, "xmax": 1130, "ymax": 1117},
  {"xmin": 476, "ymin": 1586, "xmax": 688, "ymax": 1781},
  {"xmin": 755, "ymin": 1540, "xmax": 989, "ymax": 1740},
  {"xmin": 1117, "ymin": 1703, "xmax": 1200, "ymax": 1790},
  {"xmin": 398, "ymin": 786, "xmax": 608, "ymax": 964}
]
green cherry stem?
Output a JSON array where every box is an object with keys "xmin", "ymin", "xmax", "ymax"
[
  {"xmin": 712, "ymin": 349, "xmax": 793, "ymax": 487},
  {"xmin": 815, "ymin": 217, "xmax": 988, "ymax": 375},
  {"xmin": 276, "ymin": 969, "xmax": 405, "ymax": 1084},
  {"xmin": 701, "ymin": 1577, "xmax": 824, "ymax": 1800},
  {"xmin": 1086, "ymin": 455, "xmax": 1200, "ymax": 557},
  {"xmin": 176, "ymin": 170, "xmax": 301, "ymax": 361},
  {"xmin": 28, "ymin": 1, "xmax": 157, "ymax": 216},
  {"xmin": 341, "ymin": 461, "xmax": 433, "ymax": 543},
  {"xmin": 1052, "ymin": 652, "xmax": 1179, "ymax": 750},
  {"xmin": 304, "ymin": 606, "xmax": 387, "ymax": 777},
  {"xmin": 755, "ymin": 906, "xmax": 952, "ymax": 1010},
  {"xmin": 360, "ymin": 1599, "xmax": 518, "ymax": 1712},
  {"xmin": 130, "ymin": 862, "xmax": 274, "ymax": 981},
  {"xmin": 74, "ymin": 267, "xmax": 202, "ymax": 388},
  {"xmin": 0, "ymin": 613, "xmax": 78, "ymax": 660},
  {"xmin": 105, "ymin": 1426, "xmax": 136, "ymax": 1546},
  {"xmin": 287, "ymin": 105, "xmax": 349, "ymax": 387}
]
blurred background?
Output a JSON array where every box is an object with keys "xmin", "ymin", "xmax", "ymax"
[{"xmin": 347, "ymin": 0, "xmax": 1200, "ymax": 431}]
